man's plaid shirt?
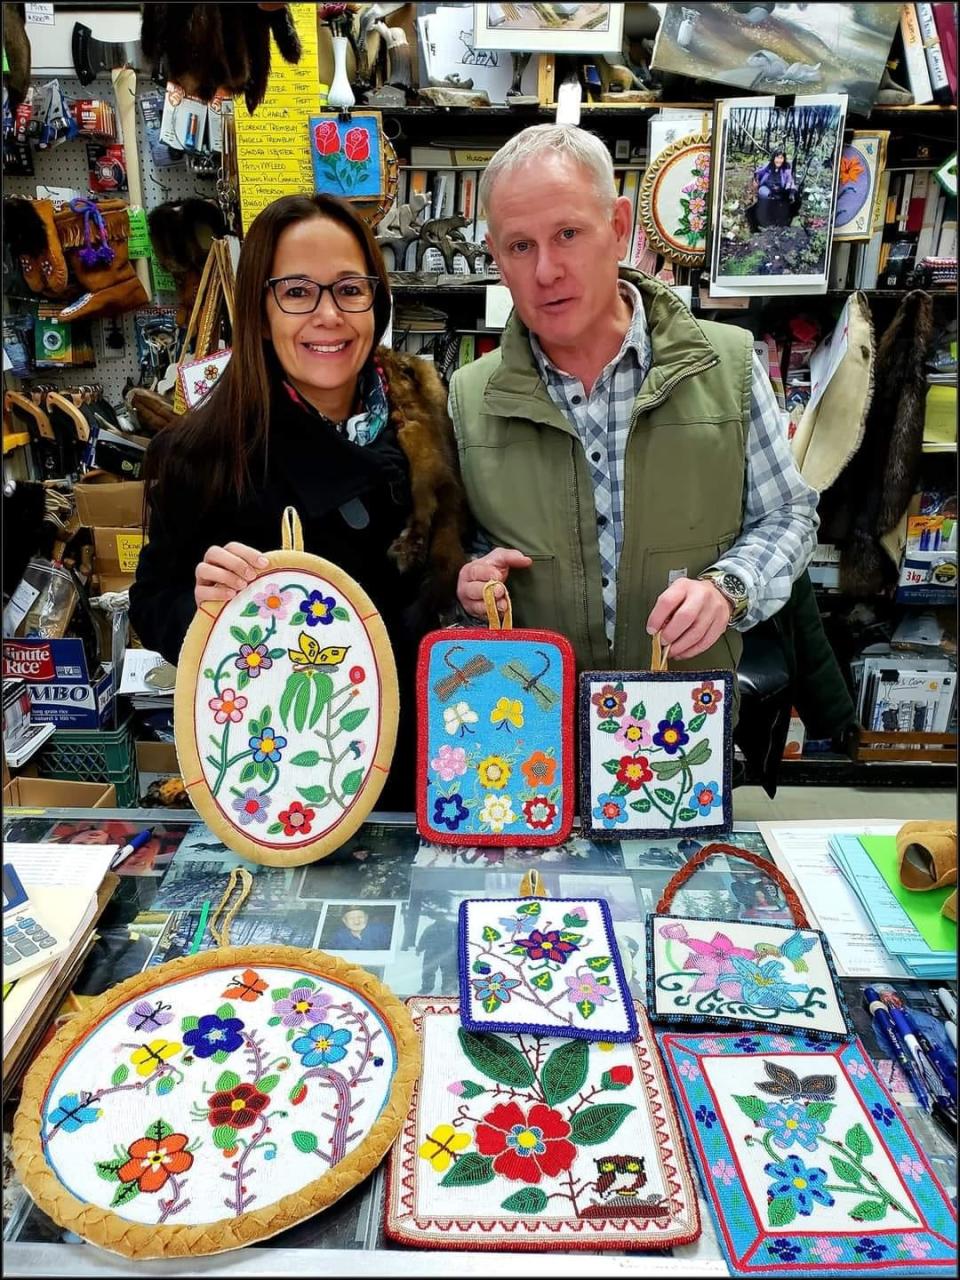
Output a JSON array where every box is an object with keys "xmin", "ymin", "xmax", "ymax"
[{"xmin": 527, "ymin": 280, "xmax": 819, "ymax": 645}]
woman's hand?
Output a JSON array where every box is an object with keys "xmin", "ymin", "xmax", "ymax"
[{"xmin": 195, "ymin": 542, "xmax": 269, "ymax": 608}]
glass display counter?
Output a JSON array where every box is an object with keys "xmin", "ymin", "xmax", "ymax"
[{"xmin": 2, "ymin": 809, "xmax": 956, "ymax": 1277}]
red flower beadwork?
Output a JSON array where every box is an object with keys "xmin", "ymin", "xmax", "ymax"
[
  {"xmin": 475, "ymin": 1101, "xmax": 576, "ymax": 1184},
  {"xmin": 313, "ymin": 120, "xmax": 340, "ymax": 156}
]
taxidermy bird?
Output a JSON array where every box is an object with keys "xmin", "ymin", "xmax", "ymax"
[
  {"xmin": 747, "ymin": 49, "xmax": 822, "ymax": 87},
  {"xmin": 595, "ymin": 1156, "xmax": 647, "ymax": 1199},
  {"xmin": 753, "ymin": 930, "xmax": 817, "ymax": 973}
]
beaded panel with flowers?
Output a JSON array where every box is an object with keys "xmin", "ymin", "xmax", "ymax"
[
  {"xmin": 458, "ymin": 897, "xmax": 637, "ymax": 1041},
  {"xmin": 176, "ymin": 558, "xmax": 396, "ymax": 866},
  {"xmin": 646, "ymin": 915, "xmax": 852, "ymax": 1040},
  {"xmin": 384, "ymin": 999, "xmax": 700, "ymax": 1251},
  {"xmin": 658, "ymin": 1030, "xmax": 957, "ymax": 1277},
  {"xmin": 579, "ymin": 669, "xmax": 733, "ymax": 839},
  {"xmin": 417, "ymin": 630, "xmax": 575, "ymax": 846},
  {"xmin": 26, "ymin": 964, "xmax": 399, "ymax": 1230}
]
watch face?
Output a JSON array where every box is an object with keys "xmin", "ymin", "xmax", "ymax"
[{"xmin": 721, "ymin": 573, "xmax": 747, "ymax": 599}]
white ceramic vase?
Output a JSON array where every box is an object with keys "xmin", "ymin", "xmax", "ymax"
[{"xmin": 328, "ymin": 34, "xmax": 356, "ymax": 111}]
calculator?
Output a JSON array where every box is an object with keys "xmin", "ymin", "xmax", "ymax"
[{"xmin": 3, "ymin": 863, "xmax": 67, "ymax": 980}]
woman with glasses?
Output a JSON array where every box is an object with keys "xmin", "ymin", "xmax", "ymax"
[{"xmin": 130, "ymin": 193, "xmax": 468, "ymax": 808}]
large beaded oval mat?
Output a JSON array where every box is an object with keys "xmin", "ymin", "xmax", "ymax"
[
  {"xmin": 175, "ymin": 531, "xmax": 398, "ymax": 866},
  {"xmin": 13, "ymin": 946, "xmax": 419, "ymax": 1257}
]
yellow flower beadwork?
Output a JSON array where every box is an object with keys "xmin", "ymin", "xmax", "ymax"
[{"xmin": 477, "ymin": 755, "xmax": 511, "ymax": 789}]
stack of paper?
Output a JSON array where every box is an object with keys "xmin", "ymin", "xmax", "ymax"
[
  {"xmin": 829, "ymin": 835, "xmax": 957, "ymax": 980},
  {"xmin": 118, "ymin": 647, "xmax": 175, "ymax": 711},
  {"xmin": 2, "ymin": 843, "xmax": 118, "ymax": 1092}
]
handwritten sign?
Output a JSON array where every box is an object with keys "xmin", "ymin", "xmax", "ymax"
[{"xmin": 234, "ymin": 3, "xmax": 320, "ymax": 231}]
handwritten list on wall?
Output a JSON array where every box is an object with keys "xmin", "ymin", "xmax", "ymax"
[{"xmin": 234, "ymin": 3, "xmax": 319, "ymax": 231}]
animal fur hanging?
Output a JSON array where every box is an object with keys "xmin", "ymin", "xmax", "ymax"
[
  {"xmin": 140, "ymin": 3, "xmax": 301, "ymax": 112},
  {"xmin": 827, "ymin": 290, "xmax": 934, "ymax": 597}
]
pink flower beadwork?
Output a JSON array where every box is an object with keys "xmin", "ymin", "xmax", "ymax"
[
  {"xmin": 897, "ymin": 1155, "xmax": 925, "ymax": 1183},
  {"xmin": 811, "ymin": 1240, "xmax": 843, "ymax": 1264},
  {"xmin": 253, "ymin": 582, "xmax": 292, "ymax": 620},
  {"xmin": 208, "ymin": 688, "xmax": 248, "ymax": 724},
  {"xmin": 678, "ymin": 1059, "xmax": 701, "ymax": 1082},
  {"xmin": 613, "ymin": 716, "xmax": 651, "ymax": 750},
  {"xmin": 902, "ymin": 1237, "xmax": 932, "ymax": 1259},
  {"xmin": 710, "ymin": 1157, "xmax": 736, "ymax": 1186},
  {"xmin": 431, "ymin": 743, "xmax": 467, "ymax": 781}
]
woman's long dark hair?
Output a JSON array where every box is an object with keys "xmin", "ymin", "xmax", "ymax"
[{"xmin": 143, "ymin": 193, "xmax": 391, "ymax": 523}]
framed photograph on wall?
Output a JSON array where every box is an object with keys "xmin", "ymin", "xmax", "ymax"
[
  {"xmin": 473, "ymin": 3, "xmax": 624, "ymax": 53},
  {"xmin": 708, "ymin": 93, "xmax": 847, "ymax": 295},
  {"xmin": 833, "ymin": 130, "xmax": 889, "ymax": 242}
]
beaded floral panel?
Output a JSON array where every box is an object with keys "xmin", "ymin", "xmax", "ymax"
[
  {"xmin": 459, "ymin": 897, "xmax": 637, "ymax": 1041},
  {"xmin": 417, "ymin": 629, "xmax": 575, "ymax": 846},
  {"xmin": 26, "ymin": 963, "xmax": 400, "ymax": 1231},
  {"xmin": 175, "ymin": 554, "xmax": 397, "ymax": 866},
  {"xmin": 659, "ymin": 1030, "xmax": 957, "ymax": 1277},
  {"xmin": 580, "ymin": 670, "xmax": 734, "ymax": 838},
  {"xmin": 385, "ymin": 999, "xmax": 700, "ymax": 1250},
  {"xmin": 647, "ymin": 915, "xmax": 852, "ymax": 1039}
]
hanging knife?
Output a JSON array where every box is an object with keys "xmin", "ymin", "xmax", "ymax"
[{"xmin": 72, "ymin": 22, "xmax": 143, "ymax": 87}]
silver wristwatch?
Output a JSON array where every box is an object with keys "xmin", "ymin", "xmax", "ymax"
[{"xmin": 698, "ymin": 568, "xmax": 749, "ymax": 625}]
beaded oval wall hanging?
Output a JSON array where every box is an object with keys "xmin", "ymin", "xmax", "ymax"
[
  {"xmin": 174, "ymin": 508, "xmax": 399, "ymax": 866},
  {"xmin": 637, "ymin": 133, "xmax": 711, "ymax": 268},
  {"xmin": 13, "ymin": 944, "xmax": 419, "ymax": 1258}
]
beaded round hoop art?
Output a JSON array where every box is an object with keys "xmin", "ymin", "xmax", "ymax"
[
  {"xmin": 13, "ymin": 945, "xmax": 419, "ymax": 1258},
  {"xmin": 637, "ymin": 134, "xmax": 711, "ymax": 267},
  {"xmin": 174, "ymin": 509, "xmax": 399, "ymax": 866}
]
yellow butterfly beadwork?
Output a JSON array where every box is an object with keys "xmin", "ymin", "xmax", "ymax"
[{"xmin": 287, "ymin": 633, "xmax": 350, "ymax": 670}]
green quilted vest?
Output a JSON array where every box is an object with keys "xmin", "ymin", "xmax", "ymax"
[{"xmin": 448, "ymin": 270, "xmax": 752, "ymax": 675}]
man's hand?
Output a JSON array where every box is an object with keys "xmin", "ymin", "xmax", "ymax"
[
  {"xmin": 195, "ymin": 542, "xmax": 269, "ymax": 609},
  {"xmin": 646, "ymin": 577, "xmax": 732, "ymax": 661},
  {"xmin": 457, "ymin": 547, "xmax": 533, "ymax": 619}
]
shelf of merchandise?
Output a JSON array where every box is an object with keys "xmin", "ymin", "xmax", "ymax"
[{"xmin": 760, "ymin": 753, "xmax": 956, "ymax": 788}]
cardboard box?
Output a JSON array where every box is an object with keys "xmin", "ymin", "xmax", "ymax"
[
  {"xmin": 93, "ymin": 526, "xmax": 147, "ymax": 591},
  {"xmin": 3, "ymin": 637, "xmax": 94, "ymax": 683},
  {"xmin": 136, "ymin": 741, "xmax": 180, "ymax": 792},
  {"xmin": 74, "ymin": 473, "xmax": 144, "ymax": 528},
  {"xmin": 3, "ymin": 777, "xmax": 117, "ymax": 808},
  {"xmin": 28, "ymin": 665, "xmax": 115, "ymax": 729}
]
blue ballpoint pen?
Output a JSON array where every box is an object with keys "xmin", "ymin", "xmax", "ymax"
[
  {"xmin": 863, "ymin": 987, "xmax": 931, "ymax": 1113},
  {"xmin": 899, "ymin": 1001, "xmax": 958, "ymax": 1099},
  {"xmin": 110, "ymin": 828, "xmax": 154, "ymax": 870},
  {"xmin": 881, "ymin": 995, "xmax": 958, "ymax": 1137}
]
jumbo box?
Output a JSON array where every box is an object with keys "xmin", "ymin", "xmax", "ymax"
[
  {"xmin": 27, "ymin": 665, "xmax": 115, "ymax": 729},
  {"xmin": 3, "ymin": 637, "xmax": 94, "ymax": 684}
]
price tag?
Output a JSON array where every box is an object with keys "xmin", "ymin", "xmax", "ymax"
[
  {"xmin": 24, "ymin": 3, "xmax": 54, "ymax": 25},
  {"xmin": 126, "ymin": 208, "xmax": 151, "ymax": 259},
  {"xmin": 2, "ymin": 581, "xmax": 40, "ymax": 636}
]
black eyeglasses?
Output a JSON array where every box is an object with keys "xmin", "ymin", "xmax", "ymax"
[{"xmin": 265, "ymin": 275, "xmax": 379, "ymax": 314}]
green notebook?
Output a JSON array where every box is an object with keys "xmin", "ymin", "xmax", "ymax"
[{"xmin": 859, "ymin": 835, "xmax": 956, "ymax": 952}]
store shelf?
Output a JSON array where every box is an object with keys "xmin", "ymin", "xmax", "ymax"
[
  {"xmin": 384, "ymin": 101, "xmax": 707, "ymax": 118},
  {"xmin": 389, "ymin": 273, "xmax": 496, "ymax": 292},
  {"xmin": 923, "ymin": 442, "xmax": 957, "ymax": 453},
  {"xmin": 743, "ymin": 751, "xmax": 957, "ymax": 789}
]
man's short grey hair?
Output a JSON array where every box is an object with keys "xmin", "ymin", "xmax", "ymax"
[{"xmin": 480, "ymin": 124, "xmax": 617, "ymax": 226}]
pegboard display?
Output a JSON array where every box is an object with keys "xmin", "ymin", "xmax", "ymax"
[{"xmin": 4, "ymin": 73, "xmax": 224, "ymax": 404}]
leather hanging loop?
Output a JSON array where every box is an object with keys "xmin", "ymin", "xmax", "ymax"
[
  {"xmin": 519, "ymin": 868, "xmax": 548, "ymax": 898},
  {"xmin": 281, "ymin": 505, "xmax": 303, "ymax": 552},
  {"xmin": 482, "ymin": 580, "xmax": 513, "ymax": 631},
  {"xmin": 651, "ymin": 632, "xmax": 670, "ymax": 672},
  {"xmin": 655, "ymin": 842, "xmax": 810, "ymax": 927},
  {"xmin": 208, "ymin": 867, "xmax": 254, "ymax": 947}
]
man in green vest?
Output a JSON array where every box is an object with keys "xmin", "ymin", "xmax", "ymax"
[{"xmin": 449, "ymin": 124, "xmax": 819, "ymax": 679}]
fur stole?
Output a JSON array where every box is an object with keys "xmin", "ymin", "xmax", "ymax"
[{"xmin": 378, "ymin": 347, "xmax": 469, "ymax": 616}]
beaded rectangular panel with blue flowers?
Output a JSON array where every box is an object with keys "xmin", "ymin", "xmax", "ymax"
[
  {"xmin": 646, "ymin": 915, "xmax": 853, "ymax": 1041},
  {"xmin": 417, "ymin": 629, "xmax": 575, "ymax": 847},
  {"xmin": 658, "ymin": 1030, "xmax": 957, "ymax": 1277},
  {"xmin": 458, "ymin": 897, "xmax": 638, "ymax": 1041},
  {"xmin": 579, "ymin": 669, "xmax": 733, "ymax": 840}
]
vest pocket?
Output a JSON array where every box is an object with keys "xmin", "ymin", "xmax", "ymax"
[{"xmin": 506, "ymin": 553, "xmax": 561, "ymax": 630}]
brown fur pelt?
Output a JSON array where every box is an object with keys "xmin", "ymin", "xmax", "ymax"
[
  {"xmin": 873, "ymin": 290, "xmax": 932, "ymax": 535},
  {"xmin": 378, "ymin": 347, "xmax": 469, "ymax": 616},
  {"xmin": 140, "ymin": 3, "xmax": 301, "ymax": 111},
  {"xmin": 2, "ymin": 4, "xmax": 30, "ymax": 109},
  {"xmin": 147, "ymin": 199, "xmax": 226, "ymax": 326},
  {"xmin": 833, "ymin": 290, "xmax": 934, "ymax": 598}
]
